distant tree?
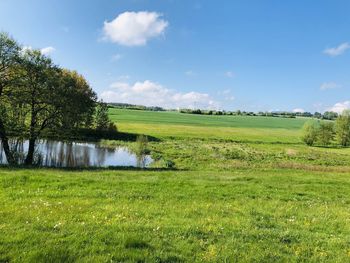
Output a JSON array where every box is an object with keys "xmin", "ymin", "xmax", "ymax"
[
  {"xmin": 314, "ymin": 112, "xmax": 322, "ymax": 119},
  {"xmin": 323, "ymin": 111, "xmax": 338, "ymax": 120},
  {"xmin": 301, "ymin": 121, "xmax": 318, "ymax": 146},
  {"xmin": 317, "ymin": 121, "xmax": 335, "ymax": 146},
  {"xmin": 335, "ymin": 110, "xmax": 350, "ymax": 146}
]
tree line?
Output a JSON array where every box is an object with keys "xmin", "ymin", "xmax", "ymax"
[
  {"xmin": 179, "ymin": 108, "xmax": 339, "ymax": 120},
  {"xmin": 0, "ymin": 32, "xmax": 115, "ymax": 166},
  {"xmin": 302, "ymin": 110, "xmax": 350, "ymax": 147}
]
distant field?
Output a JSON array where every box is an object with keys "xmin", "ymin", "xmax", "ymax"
[
  {"xmin": 109, "ymin": 108, "xmax": 309, "ymax": 129},
  {"xmin": 109, "ymin": 109, "xmax": 310, "ymax": 143}
]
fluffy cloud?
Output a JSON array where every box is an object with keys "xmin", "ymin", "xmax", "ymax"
[
  {"xmin": 100, "ymin": 80, "xmax": 218, "ymax": 109},
  {"xmin": 292, "ymin": 108, "xmax": 305, "ymax": 113},
  {"xmin": 323, "ymin": 42, "xmax": 350, "ymax": 57},
  {"xmin": 328, "ymin": 101, "xmax": 350, "ymax": 113},
  {"xmin": 103, "ymin": 11, "xmax": 168, "ymax": 46},
  {"xmin": 40, "ymin": 46, "xmax": 55, "ymax": 56},
  {"xmin": 320, "ymin": 82, "xmax": 340, "ymax": 90}
]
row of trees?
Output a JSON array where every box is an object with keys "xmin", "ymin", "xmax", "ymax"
[
  {"xmin": 179, "ymin": 108, "xmax": 339, "ymax": 120},
  {"xmin": 302, "ymin": 110, "xmax": 350, "ymax": 147},
  {"xmin": 0, "ymin": 32, "xmax": 115, "ymax": 165}
]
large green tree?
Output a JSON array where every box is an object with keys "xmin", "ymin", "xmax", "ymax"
[
  {"xmin": 0, "ymin": 32, "xmax": 97, "ymax": 165},
  {"xmin": 0, "ymin": 32, "xmax": 21, "ymax": 165}
]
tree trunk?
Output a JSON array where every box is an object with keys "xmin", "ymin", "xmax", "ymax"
[
  {"xmin": 0, "ymin": 120, "xmax": 15, "ymax": 165},
  {"xmin": 0, "ymin": 136, "xmax": 15, "ymax": 165},
  {"xmin": 24, "ymin": 137, "xmax": 36, "ymax": 165}
]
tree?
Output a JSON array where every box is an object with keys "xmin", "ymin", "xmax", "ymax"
[
  {"xmin": 95, "ymin": 101, "xmax": 110, "ymax": 130},
  {"xmin": 335, "ymin": 110, "xmax": 350, "ymax": 146},
  {"xmin": 0, "ymin": 32, "xmax": 97, "ymax": 166},
  {"xmin": 58, "ymin": 69, "xmax": 97, "ymax": 132},
  {"xmin": 314, "ymin": 112, "xmax": 322, "ymax": 119},
  {"xmin": 19, "ymin": 50, "xmax": 98, "ymax": 165},
  {"xmin": 323, "ymin": 111, "xmax": 338, "ymax": 120},
  {"xmin": 0, "ymin": 32, "xmax": 21, "ymax": 165},
  {"xmin": 317, "ymin": 121, "xmax": 334, "ymax": 146},
  {"xmin": 301, "ymin": 121, "xmax": 318, "ymax": 146}
]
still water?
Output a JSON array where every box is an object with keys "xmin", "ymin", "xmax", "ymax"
[{"xmin": 0, "ymin": 140, "xmax": 152, "ymax": 168}]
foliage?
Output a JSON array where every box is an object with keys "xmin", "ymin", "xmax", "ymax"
[
  {"xmin": 95, "ymin": 101, "xmax": 118, "ymax": 133},
  {"xmin": 0, "ymin": 32, "xmax": 97, "ymax": 165},
  {"xmin": 0, "ymin": 32, "xmax": 21, "ymax": 165},
  {"xmin": 335, "ymin": 110, "xmax": 350, "ymax": 146},
  {"xmin": 317, "ymin": 121, "xmax": 334, "ymax": 146},
  {"xmin": 301, "ymin": 121, "xmax": 318, "ymax": 146}
]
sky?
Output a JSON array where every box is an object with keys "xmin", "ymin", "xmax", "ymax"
[{"xmin": 0, "ymin": 0, "xmax": 350, "ymax": 113}]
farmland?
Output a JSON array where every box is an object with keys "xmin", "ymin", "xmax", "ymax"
[{"xmin": 1, "ymin": 109, "xmax": 350, "ymax": 262}]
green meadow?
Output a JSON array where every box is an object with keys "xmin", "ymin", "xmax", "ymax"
[{"xmin": 1, "ymin": 109, "xmax": 350, "ymax": 262}]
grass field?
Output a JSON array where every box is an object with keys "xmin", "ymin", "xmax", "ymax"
[{"xmin": 1, "ymin": 109, "xmax": 350, "ymax": 262}]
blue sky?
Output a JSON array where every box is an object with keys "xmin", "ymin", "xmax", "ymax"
[{"xmin": 1, "ymin": 0, "xmax": 350, "ymax": 112}]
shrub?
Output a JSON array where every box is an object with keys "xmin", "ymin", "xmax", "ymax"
[
  {"xmin": 335, "ymin": 110, "xmax": 350, "ymax": 146},
  {"xmin": 301, "ymin": 121, "xmax": 318, "ymax": 146},
  {"xmin": 317, "ymin": 121, "xmax": 335, "ymax": 146}
]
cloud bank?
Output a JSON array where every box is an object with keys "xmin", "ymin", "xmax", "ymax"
[
  {"xmin": 328, "ymin": 101, "xmax": 350, "ymax": 113},
  {"xmin": 100, "ymin": 80, "xmax": 218, "ymax": 109}
]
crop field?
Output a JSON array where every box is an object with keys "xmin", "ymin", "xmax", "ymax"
[{"xmin": 1, "ymin": 109, "xmax": 350, "ymax": 262}]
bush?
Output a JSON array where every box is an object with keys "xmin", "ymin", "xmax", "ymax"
[
  {"xmin": 301, "ymin": 121, "xmax": 318, "ymax": 146},
  {"xmin": 335, "ymin": 110, "xmax": 350, "ymax": 146},
  {"xmin": 317, "ymin": 121, "xmax": 335, "ymax": 146}
]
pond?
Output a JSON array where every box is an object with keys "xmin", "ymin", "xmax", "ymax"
[{"xmin": 0, "ymin": 140, "xmax": 153, "ymax": 168}]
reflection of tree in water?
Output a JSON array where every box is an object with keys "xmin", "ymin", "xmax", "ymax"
[
  {"xmin": 136, "ymin": 153, "xmax": 147, "ymax": 168},
  {"xmin": 0, "ymin": 140, "xmax": 151, "ymax": 168}
]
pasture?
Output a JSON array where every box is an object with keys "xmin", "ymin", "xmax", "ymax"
[{"xmin": 1, "ymin": 109, "xmax": 350, "ymax": 262}]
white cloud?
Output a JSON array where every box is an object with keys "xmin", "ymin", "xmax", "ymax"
[
  {"xmin": 292, "ymin": 108, "xmax": 305, "ymax": 113},
  {"xmin": 225, "ymin": 71, "xmax": 234, "ymax": 78},
  {"xmin": 320, "ymin": 82, "xmax": 340, "ymax": 90},
  {"xmin": 328, "ymin": 101, "xmax": 350, "ymax": 113},
  {"xmin": 323, "ymin": 42, "xmax": 350, "ymax": 57},
  {"xmin": 40, "ymin": 46, "xmax": 55, "ymax": 56},
  {"xmin": 103, "ymin": 11, "xmax": 168, "ymax": 46},
  {"xmin": 100, "ymin": 80, "xmax": 218, "ymax": 109}
]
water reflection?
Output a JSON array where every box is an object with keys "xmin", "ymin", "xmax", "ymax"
[{"xmin": 0, "ymin": 139, "xmax": 152, "ymax": 168}]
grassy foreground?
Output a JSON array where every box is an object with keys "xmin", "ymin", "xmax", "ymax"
[
  {"xmin": 1, "ymin": 109, "xmax": 350, "ymax": 262},
  {"xmin": 1, "ymin": 169, "xmax": 350, "ymax": 262}
]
